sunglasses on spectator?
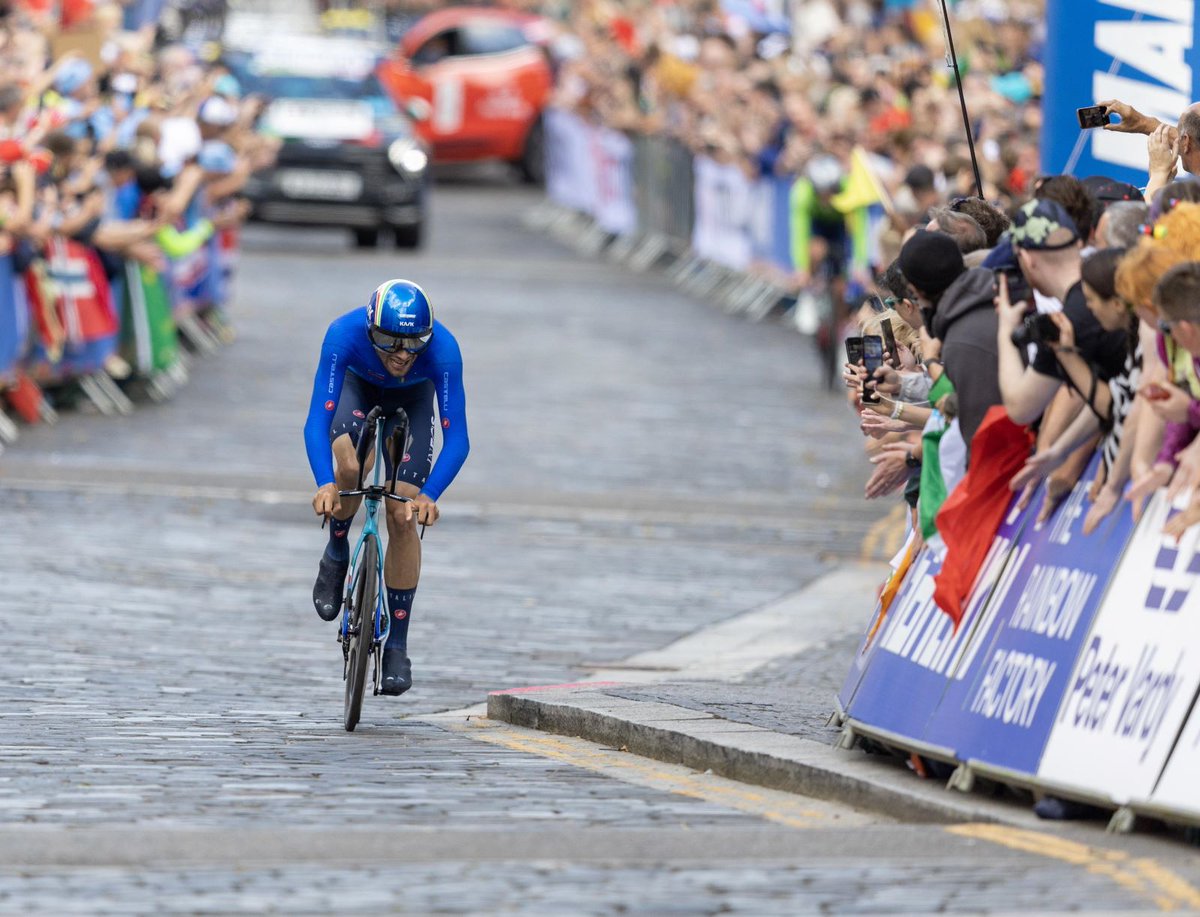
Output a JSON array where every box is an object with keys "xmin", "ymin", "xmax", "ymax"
[
  {"xmin": 369, "ymin": 327, "xmax": 433, "ymax": 354},
  {"xmin": 866, "ymin": 295, "xmax": 887, "ymax": 313}
]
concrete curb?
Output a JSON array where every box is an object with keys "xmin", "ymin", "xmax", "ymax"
[{"xmin": 487, "ymin": 687, "xmax": 1047, "ymax": 829}]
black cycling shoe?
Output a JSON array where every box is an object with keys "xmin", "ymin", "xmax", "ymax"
[
  {"xmin": 312, "ymin": 553, "xmax": 348, "ymax": 622},
  {"xmin": 380, "ymin": 650, "xmax": 412, "ymax": 696}
]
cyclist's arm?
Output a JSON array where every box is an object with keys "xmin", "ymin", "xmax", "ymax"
[
  {"xmin": 155, "ymin": 218, "xmax": 214, "ymax": 258},
  {"xmin": 421, "ymin": 361, "xmax": 469, "ymax": 502},
  {"xmin": 303, "ymin": 334, "xmax": 348, "ymax": 487},
  {"xmin": 789, "ymin": 178, "xmax": 814, "ymax": 275}
]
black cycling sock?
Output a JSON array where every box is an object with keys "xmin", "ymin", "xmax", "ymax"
[
  {"xmin": 384, "ymin": 587, "xmax": 416, "ymax": 652},
  {"xmin": 325, "ymin": 516, "xmax": 353, "ymax": 563}
]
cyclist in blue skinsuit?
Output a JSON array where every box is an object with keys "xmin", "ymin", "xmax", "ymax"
[{"xmin": 305, "ymin": 279, "xmax": 469, "ymax": 696}]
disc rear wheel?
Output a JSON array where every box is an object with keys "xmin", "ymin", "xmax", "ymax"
[{"xmin": 343, "ymin": 537, "xmax": 379, "ymax": 732}]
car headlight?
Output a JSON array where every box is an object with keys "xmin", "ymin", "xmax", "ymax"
[{"xmin": 388, "ymin": 138, "xmax": 428, "ymax": 175}]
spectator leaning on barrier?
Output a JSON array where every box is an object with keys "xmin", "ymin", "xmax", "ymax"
[
  {"xmin": 1149, "ymin": 263, "xmax": 1200, "ymax": 540},
  {"xmin": 1094, "ymin": 199, "xmax": 1148, "ymax": 250},
  {"xmin": 925, "ymin": 206, "xmax": 986, "ymax": 255},
  {"xmin": 947, "ymin": 196, "xmax": 1010, "ymax": 250},
  {"xmin": 994, "ymin": 199, "xmax": 1128, "ymax": 427},
  {"xmin": 900, "ymin": 228, "xmax": 1001, "ymax": 453}
]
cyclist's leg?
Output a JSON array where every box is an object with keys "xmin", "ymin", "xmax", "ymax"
[
  {"xmin": 379, "ymin": 383, "xmax": 435, "ymax": 693},
  {"xmin": 313, "ymin": 374, "xmax": 380, "ymax": 620}
]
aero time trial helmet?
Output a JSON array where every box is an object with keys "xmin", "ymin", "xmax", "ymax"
[{"xmin": 366, "ymin": 279, "xmax": 434, "ymax": 354}]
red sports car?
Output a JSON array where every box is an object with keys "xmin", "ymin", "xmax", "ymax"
[{"xmin": 378, "ymin": 7, "xmax": 553, "ymax": 183}]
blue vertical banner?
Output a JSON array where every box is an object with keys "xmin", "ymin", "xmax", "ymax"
[{"xmin": 1041, "ymin": 1, "xmax": 1200, "ymax": 186}]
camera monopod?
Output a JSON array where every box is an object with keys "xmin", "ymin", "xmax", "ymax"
[{"xmin": 938, "ymin": 0, "xmax": 984, "ymax": 199}]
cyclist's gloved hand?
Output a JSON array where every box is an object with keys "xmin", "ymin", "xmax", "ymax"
[
  {"xmin": 405, "ymin": 493, "xmax": 440, "ymax": 527},
  {"xmin": 313, "ymin": 483, "xmax": 342, "ymax": 520}
]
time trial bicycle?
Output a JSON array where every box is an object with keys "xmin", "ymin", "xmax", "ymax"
[{"xmin": 333, "ymin": 404, "xmax": 423, "ymax": 731}]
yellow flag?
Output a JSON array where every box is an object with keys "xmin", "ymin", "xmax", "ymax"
[{"xmin": 832, "ymin": 147, "xmax": 882, "ymax": 213}]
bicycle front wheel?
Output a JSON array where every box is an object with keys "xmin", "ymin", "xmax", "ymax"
[{"xmin": 343, "ymin": 536, "xmax": 379, "ymax": 732}]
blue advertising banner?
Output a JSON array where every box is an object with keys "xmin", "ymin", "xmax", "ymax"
[
  {"xmin": 844, "ymin": 497, "xmax": 1033, "ymax": 743},
  {"xmin": 922, "ymin": 458, "xmax": 1137, "ymax": 775},
  {"xmin": 0, "ymin": 254, "xmax": 18, "ymax": 379},
  {"xmin": 1041, "ymin": 1, "xmax": 1200, "ymax": 187}
]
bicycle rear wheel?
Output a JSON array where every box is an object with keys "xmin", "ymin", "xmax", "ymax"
[{"xmin": 343, "ymin": 537, "xmax": 379, "ymax": 732}]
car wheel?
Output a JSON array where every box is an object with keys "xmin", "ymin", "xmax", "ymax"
[
  {"xmin": 392, "ymin": 222, "xmax": 423, "ymax": 250},
  {"xmin": 353, "ymin": 227, "xmax": 380, "ymax": 248},
  {"xmin": 518, "ymin": 117, "xmax": 545, "ymax": 186}
]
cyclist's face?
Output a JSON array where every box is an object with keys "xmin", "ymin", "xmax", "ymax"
[{"xmin": 381, "ymin": 348, "xmax": 416, "ymax": 376}]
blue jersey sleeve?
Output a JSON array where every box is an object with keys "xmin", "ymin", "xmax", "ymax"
[
  {"xmin": 304, "ymin": 329, "xmax": 349, "ymax": 487},
  {"xmin": 422, "ymin": 337, "xmax": 469, "ymax": 502}
]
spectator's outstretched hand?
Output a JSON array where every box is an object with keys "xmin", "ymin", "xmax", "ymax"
[
  {"xmin": 1083, "ymin": 483, "xmax": 1121, "ymax": 535},
  {"xmin": 860, "ymin": 410, "xmax": 909, "ymax": 439},
  {"xmin": 1097, "ymin": 99, "xmax": 1158, "ymax": 135},
  {"xmin": 1010, "ymin": 446, "xmax": 1066, "ymax": 493},
  {"xmin": 1142, "ymin": 381, "xmax": 1191, "ymax": 424},
  {"xmin": 865, "ymin": 442, "xmax": 912, "ymax": 499},
  {"xmin": 993, "ymin": 273, "xmax": 1027, "ymax": 332},
  {"xmin": 1169, "ymin": 436, "xmax": 1200, "ymax": 503},
  {"xmin": 1164, "ymin": 489, "xmax": 1200, "ymax": 543},
  {"xmin": 1127, "ymin": 462, "xmax": 1173, "ymax": 521}
]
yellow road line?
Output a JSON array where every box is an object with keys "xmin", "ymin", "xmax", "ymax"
[
  {"xmin": 947, "ymin": 823, "xmax": 1200, "ymax": 912},
  {"xmin": 443, "ymin": 718, "xmax": 1200, "ymax": 911},
  {"xmin": 860, "ymin": 503, "xmax": 907, "ymax": 561},
  {"xmin": 443, "ymin": 717, "xmax": 863, "ymax": 830}
]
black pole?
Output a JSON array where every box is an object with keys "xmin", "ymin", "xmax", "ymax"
[{"xmin": 939, "ymin": 0, "xmax": 984, "ymax": 199}]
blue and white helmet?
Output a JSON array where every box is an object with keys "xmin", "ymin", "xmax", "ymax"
[{"xmin": 366, "ymin": 279, "xmax": 434, "ymax": 354}]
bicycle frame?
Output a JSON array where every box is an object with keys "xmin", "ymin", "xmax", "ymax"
[{"xmin": 338, "ymin": 406, "xmax": 412, "ymax": 652}]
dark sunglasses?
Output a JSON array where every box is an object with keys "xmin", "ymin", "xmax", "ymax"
[{"xmin": 369, "ymin": 327, "xmax": 433, "ymax": 354}]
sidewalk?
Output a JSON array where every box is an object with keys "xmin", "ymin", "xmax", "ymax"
[{"xmin": 486, "ymin": 564, "xmax": 1059, "ymax": 830}]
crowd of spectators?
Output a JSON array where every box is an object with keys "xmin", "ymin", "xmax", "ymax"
[
  {"xmin": 532, "ymin": 0, "xmax": 1200, "ymax": 540},
  {"xmin": 0, "ymin": 0, "xmax": 273, "ymax": 438},
  {"xmin": 846, "ymin": 93, "xmax": 1200, "ymax": 564},
  {"xmin": 545, "ymin": 0, "xmax": 1046, "ymax": 281}
]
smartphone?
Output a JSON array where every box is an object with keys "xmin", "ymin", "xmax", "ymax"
[
  {"xmin": 862, "ymin": 334, "xmax": 884, "ymax": 404},
  {"xmin": 880, "ymin": 318, "xmax": 898, "ymax": 366},
  {"xmin": 1077, "ymin": 105, "xmax": 1110, "ymax": 130},
  {"xmin": 845, "ymin": 336, "xmax": 864, "ymax": 366}
]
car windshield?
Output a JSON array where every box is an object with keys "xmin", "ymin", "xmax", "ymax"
[{"xmin": 238, "ymin": 71, "xmax": 388, "ymax": 102}]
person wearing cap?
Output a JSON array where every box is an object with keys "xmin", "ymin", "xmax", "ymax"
[
  {"xmin": 995, "ymin": 199, "xmax": 1129, "ymax": 426},
  {"xmin": 899, "ymin": 229, "xmax": 1003, "ymax": 451}
]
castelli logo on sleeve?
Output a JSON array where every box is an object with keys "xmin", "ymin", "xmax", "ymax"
[
  {"xmin": 393, "ymin": 609, "xmax": 407, "ymax": 620},
  {"xmin": 324, "ymin": 400, "xmax": 335, "ymax": 411},
  {"xmin": 353, "ymin": 409, "xmax": 365, "ymax": 419},
  {"xmin": 402, "ymin": 453, "xmax": 411, "ymax": 463},
  {"xmin": 442, "ymin": 418, "xmax": 450, "ymax": 429}
]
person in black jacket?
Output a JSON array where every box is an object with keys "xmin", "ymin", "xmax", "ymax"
[{"xmin": 899, "ymin": 229, "xmax": 1004, "ymax": 456}]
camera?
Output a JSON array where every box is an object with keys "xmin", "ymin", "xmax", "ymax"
[
  {"xmin": 993, "ymin": 265, "xmax": 1032, "ymax": 307},
  {"xmin": 1010, "ymin": 312, "xmax": 1061, "ymax": 350}
]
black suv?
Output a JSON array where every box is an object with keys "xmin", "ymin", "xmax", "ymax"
[{"xmin": 231, "ymin": 41, "xmax": 429, "ymax": 249}]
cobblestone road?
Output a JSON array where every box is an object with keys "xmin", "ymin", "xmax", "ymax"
[{"xmin": 0, "ymin": 175, "xmax": 1189, "ymax": 914}]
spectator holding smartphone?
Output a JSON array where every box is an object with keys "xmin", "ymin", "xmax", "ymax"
[{"xmin": 899, "ymin": 229, "xmax": 1002, "ymax": 455}]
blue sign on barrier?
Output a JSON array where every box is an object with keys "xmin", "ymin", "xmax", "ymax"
[
  {"xmin": 844, "ymin": 498, "xmax": 1033, "ymax": 743},
  {"xmin": 922, "ymin": 456, "xmax": 1138, "ymax": 774},
  {"xmin": 771, "ymin": 176, "xmax": 794, "ymax": 273},
  {"xmin": 0, "ymin": 254, "xmax": 18, "ymax": 379},
  {"xmin": 1041, "ymin": 1, "xmax": 1200, "ymax": 186}
]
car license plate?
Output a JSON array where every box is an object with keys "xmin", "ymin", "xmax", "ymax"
[{"xmin": 278, "ymin": 170, "xmax": 362, "ymax": 201}]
